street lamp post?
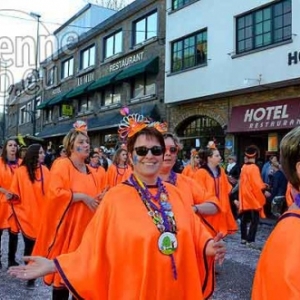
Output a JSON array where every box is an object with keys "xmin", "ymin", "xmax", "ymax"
[{"xmin": 30, "ymin": 12, "xmax": 41, "ymax": 136}]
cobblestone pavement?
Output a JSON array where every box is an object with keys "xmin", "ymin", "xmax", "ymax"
[{"xmin": 0, "ymin": 222, "xmax": 274, "ymax": 300}]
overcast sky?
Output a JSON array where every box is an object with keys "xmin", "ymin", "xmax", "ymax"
[{"xmin": 0, "ymin": 0, "xmax": 133, "ymax": 103}]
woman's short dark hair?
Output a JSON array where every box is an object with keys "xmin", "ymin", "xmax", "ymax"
[{"xmin": 126, "ymin": 127, "xmax": 166, "ymax": 155}]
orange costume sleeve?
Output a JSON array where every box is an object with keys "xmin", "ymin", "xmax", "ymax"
[
  {"xmin": 9, "ymin": 165, "xmax": 50, "ymax": 239},
  {"xmin": 182, "ymin": 165, "xmax": 198, "ymax": 178},
  {"xmin": 285, "ymin": 183, "xmax": 294, "ymax": 207},
  {"xmin": 106, "ymin": 164, "xmax": 132, "ymax": 188},
  {"xmin": 193, "ymin": 166, "xmax": 237, "ymax": 237},
  {"xmin": 54, "ymin": 183, "xmax": 214, "ymax": 300},
  {"xmin": 238, "ymin": 163, "xmax": 266, "ymax": 217},
  {"xmin": 252, "ymin": 210, "xmax": 300, "ymax": 299},
  {"xmin": 0, "ymin": 159, "xmax": 22, "ymax": 232},
  {"xmin": 32, "ymin": 158, "xmax": 106, "ymax": 288}
]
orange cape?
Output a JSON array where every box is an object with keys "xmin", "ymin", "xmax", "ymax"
[
  {"xmin": 252, "ymin": 210, "xmax": 300, "ymax": 299},
  {"xmin": 182, "ymin": 164, "xmax": 198, "ymax": 178},
  {"xmin": 32, "ymin": 158, "xmax": 106, "ymax": 287},
  {"xmin": 10, "ymin": 165, "xmax": 50, "ymax": 239},
  {"xmin": 106, "ymin": 163, "xmax": 132, "ymax": 188},
  {"xmin": 54, "ymin": 182, "xmax": 213, "ymax": 300},
  {"xmin": 0, "ymin": 159, "xmax": 22, "ymax": 232},
  {"xmin": 238, "ymin": 163, "xmax": 266, "ymax": 217},
  {"xmin": 193, "ymin": 166, "xmax": 237, "ymax": 236}
]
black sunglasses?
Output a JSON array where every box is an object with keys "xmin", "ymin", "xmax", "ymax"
[
  {"xmin": 134, "ymin": 146, "xmax": 164, "ymax": 156},
  {"xmin": 166, "ymin": 146, "xmax": 178, "ymax": 154}
]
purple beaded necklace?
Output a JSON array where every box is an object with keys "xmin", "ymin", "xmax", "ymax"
[
  {"xmin": 130, "ymin": 174, "xmax": 178, "ymax": 279},
  {"xmin": 168, "ymin": 170, "xmax": 177, "ymax": 186}
]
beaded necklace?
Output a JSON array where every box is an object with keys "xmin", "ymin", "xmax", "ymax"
[
  {"xmin": 168, "ymin": 170, "xmax": 177, "ymax": 186},
  {"xmin": 130, "ymin": 174, "xmax": 178, "ymax": 279},
  {"xmin": 35, "ymin": 165, "xmax": 45, "ymax": 195}
]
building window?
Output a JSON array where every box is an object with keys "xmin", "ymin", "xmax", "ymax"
[
  {"xmin": 134, "ymin": 11, "xmax": 157, "ymax": 45},
  {"xmin": 36, "ymin": 97, "xmax": 41, "ymax": 118},
  {"xmin": 236, "ymin": 0, "xmax": 291, "ymax": 54},
  {"xmin": 46, "ymin": 67, "xmax": 56, "ymax": 86},
  {"xmin": 131, "ymin": 73, "xmax": 156, "ymax": 99},
  {"xmin": 45, "ymin": 108, "xmax": 52, "ymax": 122},
  {"xmin": 80, "ymin": 45, "xmax": 95, "ymax": 70},
  {"xmin": 61, "ymin": 57, "xmax": 74, "ymax": 79},
  {"xmin": 171, "ymin": 30, "xmax": 207, "ymax": 73},
  {"xmin": 102, "ymin": 84, "xmax": 122, "ymax": 106},
  {"xmin": 26, "ymin": 102, "xmax": 32, "ymax": 123},
  {"xmin": 104, "ymin": 31, "xmax": 123, "ymax": 59},
  {"xmin": 172, "ymin": 0, "xmax": 194, "ymax": 10},
  {"xmin": 20, "ymin": 106, "xmax": 26, "ymax": 124},
  {"xmin": 78, "ymin": 96, "xmax": 93, "ymax": 113}
]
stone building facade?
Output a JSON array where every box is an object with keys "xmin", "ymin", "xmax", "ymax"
[{"xmin": 36, "ymin": 0, "xmax": 166, "ymax": 150}]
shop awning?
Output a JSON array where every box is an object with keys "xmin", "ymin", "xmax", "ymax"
[
  {"xmin": 66, "ymin": 81, "xmax": 95, "ymax": 99},
  {"xmin": 48, "ymin": 90, "xmax": 73, "ymax": 106},
  {"xmin": 115, "ymin": 56, "xmax": 159, "ymax": 81},
  {"xmin": 36, "ymin": 98, "xmax": 52, "ymax": 110},
  {"xmin": 37, "ymin": 121, "xmax": 74, "ymax": 138},
  {"xmin": 227, "ymin": 98, "xmax": 300, "ymax": 133},
  {"xmin": 87, "ymin": 72, "xmax": 120, "ymax": 92}
]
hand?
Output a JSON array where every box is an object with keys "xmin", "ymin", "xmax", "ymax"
[
  {"xmin": 83, "ymin": 195, "xmax": 99, "ymax": 212},
  {"xmin": 5, "ymin": 192, "xmax": 14, "ymax": 200},
  {"xmin": 233, "ymin": 200, "xmax": 240, "ymax": 209},
  {"xmin": 8, "ymin": 256, "xmax": 55, "ymax": 280},
  {"xmin": 95, "ymin": 186, "xmax": 109, "ymax": 202},
  {"xmin": 264, "ymin": 191, "xmax": 271, "ymax": 198},
  {"xmin": 212, "ymin": 233, "xmax": 226, "ymax": 265}
]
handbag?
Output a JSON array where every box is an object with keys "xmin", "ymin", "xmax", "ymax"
[{"xmin": 271, "ymin": 196, "xmax": 286, "ymax": 217}]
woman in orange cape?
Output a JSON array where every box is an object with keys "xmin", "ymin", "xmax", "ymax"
[
  {"xmin": 182, "ymin": 149, "xmax": 201, "ymax": 178},
  {"xmin": 9, "ymin": 119, "xmax": 226, "ymax": 300},
  {"xmin": 159, "ymin": 133, "xmax": 220, "ymax": 299},
  {"xmin": 32, "ymin": 122, "xmax": 107, "ymax": 300},
  {"xmin": 9, "ymin": 144, "xmax": 50, "ymax": 287},
  {"xmin": 193, "ymin": 146, "xmax": 237, "ymax": 237},
  {"xmin": 106, "ymin": 147, "xmax": 132, "ymax": 187},
  {"xmin": 252, "ymin": 126, "xmax": 300, "ymax": 299},
  {"xmin": 0, "ymin": 139, "xmax": 21, "ymax": 268},
  {"xmin": 238, "ymin": 147, "xmax": 266, "ymax": 246}
]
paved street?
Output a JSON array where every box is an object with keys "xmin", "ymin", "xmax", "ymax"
[{"xmin": 0, "ymin": 222, "xmax": 274, "ymax": 300}]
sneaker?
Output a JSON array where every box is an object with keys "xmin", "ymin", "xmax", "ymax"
[
  {"xmin": 241, "ymin": 239, "xmax": 247, "ymax": 245},
  {"xmin": 246, "ymin": 242, "xmax": 262, "ymax": 251}
]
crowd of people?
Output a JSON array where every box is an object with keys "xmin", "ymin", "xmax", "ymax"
[{"xmin": 0, "ymin": 113, "xmax": 298, "ymax": 299}]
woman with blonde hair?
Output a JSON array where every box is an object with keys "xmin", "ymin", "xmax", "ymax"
[
  {"xmin": 182, "ymin": 149, "xmax": 201, "ymax": 178},
  {"xmin": 31, "ymin": 121, "xmax": 107, "ymax": 300}
]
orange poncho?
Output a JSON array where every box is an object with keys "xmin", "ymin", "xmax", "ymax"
[
  {"xmin": 193, "ymin": 165, "xmax": 237, "ymax": 236},
  {"xmin": 252, "ymin": 210, "xmax": 300, "ymax": 299},
  {"xmin": 9, "ymin": 165, "xmax": 50, "ymax": 239},
  {"xmin": 0, "ymin": 159, "xmax": 21, "ymax": 232},
  {"xmin": 106, "ymin": 164, "xmax": 132, "ymax": 187},
  {"xmin": 238, "ymin": 163, "xmax": 266, "ymax": 217},
  {"xmin": 33, "ymin": 158, "xmax": 106, "ymax": 288},
  {"xmin": 182, "ymin": 164, "xmax": 199, "ymax": 178},
  {"xmin": 54, "ymin": 182, "xmax": 214, "ymax": 300}
]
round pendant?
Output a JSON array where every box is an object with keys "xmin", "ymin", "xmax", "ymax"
[{"xmin": 158, "ymin": 232, "xmax": 178, "ymax": 255}]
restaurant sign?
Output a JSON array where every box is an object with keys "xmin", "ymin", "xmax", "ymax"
[
  {"xmin": 109, "ymin": 51, "xmax": 144, "ymax": 72},
  {"xmin": 228, "ymin": 99, "xmax": 300, "ymax": 133}
]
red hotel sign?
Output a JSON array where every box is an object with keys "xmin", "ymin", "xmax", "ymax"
[{"xmin": 228, "ymin": 99, "xmax": 300, "ymax": 133}]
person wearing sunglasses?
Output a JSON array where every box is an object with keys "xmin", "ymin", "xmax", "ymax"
[
  {"xmin": 182, "ymin": 149, "xmax": 202, "ymax": 178},
  {"xmin": 9, "ymin": 115, "xmax": 225, "ymax": 300}
]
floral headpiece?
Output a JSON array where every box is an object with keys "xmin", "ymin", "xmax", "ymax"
[
  {"xmin": 73, "ymin": 120, "xmax": 88, "ymax": 133},
  {"xmin": 118, "ymin": 108, "xmax": 168, "ymax": 141},
  {"xmin": 191, "ymin": 149, "xmax": 198, "ymax": 157},
  {"xmin": 207, "ymin": 141, "xmax": 217, "ymax": 149}
]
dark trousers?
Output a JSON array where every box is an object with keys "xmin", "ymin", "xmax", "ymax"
[
  {"xmin": 22, "ymin": 235, "xmax": 35, "ymax": 257},
  {"xmin": 52, "ymin": 287, "xmax": 76, "ymax": 300},
  {"xmin": 0, "ymin": 229, "xmax": 19, "ymax": 265},
  {"xmin": 240, "ymin": 210, "xmax": 260, "ymax": 242}
]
